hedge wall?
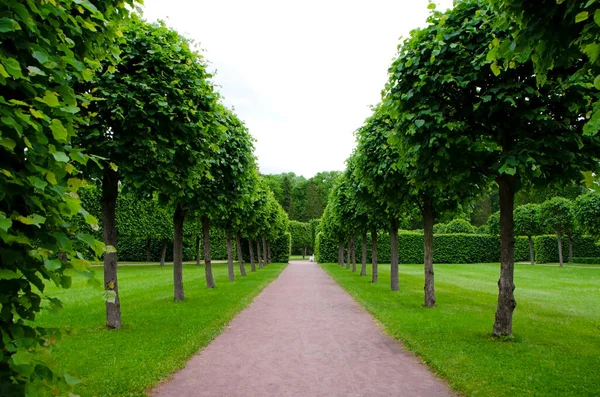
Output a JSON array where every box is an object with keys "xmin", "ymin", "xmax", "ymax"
[
  {"xmin": 271, "ymin": 232, "xmax": 292, "ymax": 263},
  {"xmin": 573, "ymin": 257, "xmax": 600, "ymax": 264},
  {"xmin": 533, "ymin": 235, "xmax": 600, "ymax": 263}
]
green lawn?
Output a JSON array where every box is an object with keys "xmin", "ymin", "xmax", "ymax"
[
  {"xmin": 321, "ymin": 262, "xmax": 600, "ymax": 397},
  {"xmin": 37, "ymin": 262, "xmax": 286, "ymax": 396}
]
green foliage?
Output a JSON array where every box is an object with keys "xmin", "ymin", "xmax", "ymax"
[
  {"xmin": 514, "ymin": 204, "xmax": 542, "ymax": 237},
  {"xmin": 444, "ymin": 219, "xmax": 476, "ymax": 234},
  {"xmin": 309, "ymin": 219, "xmax": 321, "ymax": 252},
  {"xmin": 0, "ymin": 0, "xmax": 134, "ymax": 393},
  {"xmin": 315, "ymin": 231, "xmax": 339, "ymax": 263},
  {"xmin": 574, "ymin": 191, "xmax": 600, "ymax": 238},
  {"xmin": 487, "ymin": 212, "xmax": 500, "ymax": 236},
  {"xmin": 572, "ymin": 257, "xmax": 600, "ymax": 264},
  {"xmin": 270, "ymin": 232, "xmax": 291, "ymax": 263},
  {"xmin": 433, "ymin": 223, "xmax": 447, "ymax": 234},
  {"xmin": 540, "ymin": 197, "xmax": 576, "ymax": 236},
  {"xmin": 476, "ymin": 225, "xmax": 490, "ymax": 235},
  {"xmin": 289, "ymin": 221, "xmax": 311, "ymax": 254},
  {"xmin": 534, "ymin": 235, "xmax": 600, "ymax": 264}
]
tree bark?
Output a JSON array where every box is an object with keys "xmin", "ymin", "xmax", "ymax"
[
  {"xmin": 248, "ymin": 239, "xmax": 256, "ymax": 272},
  {"xmin": 203, "ymin": 216, "xmax": 215, "ymax": 288},
  {"xmin": 492, "ymin": 175, "xmax": 517, "ymax": 337},
  {"xmin": 145, "ymin": 238, "xmax": 151, "ymax": 263},
  {"xmin": 262, "ymin": 238, "xmax": 267, "ymax": 266},
  {"xmin": 422, "ymin": 198, "xmax": 436, "ymax": 308},
  {"xmin": 267, "ymin": 240, "xmax": 272, "ymax": 264},
  {"xmin": 303, "ymin": 246, "xmax": 306, "ymax": 259},
  {"xmin": 371, "ymin": 228, "xmax": 378, "ymax": 283},
  {"xmin": 173, "ymin": 204, "xmax": 185, "ymax": 301},
  {"xmin": 256, "ymin": 240, "xmax": 262, "ymax": 269},
  {"xmin": 568, "ymin": 234, "xmax": 573, "ymax": 263},
  {"xmin": 528, "ymin": 236, "xmax": 534, "ymax": 265},
  {"xmin": 101, "ymin": 167, "xmax": 121, "ymax": 329},
  {"xmin": 346, "ymin": 238, "xmax": 351, "ymax": 270},
  {"xmin": 195, "ymin": 234, "xmax": 201, "ymax": 266},
  {"xmin": 236, "ymin": 233, "xmax": 247, "ymax": 276},
  {"xmin": 557, "ymin": 230, "xmax": 564, "ymax": 267},
  {"xmin": 351, "ymin": 235, "xmax": 356, "ymax": 272},
  {"xmin": 360, "ymin": 230, "xmax": 367, "ymax": 276},
  {"xmin": 160, "ymin": 240, "xmax": 167, "ymax": 267},
  {"xmin": 338, "ymin": 238, "xmax": 344, "ymax": 267},
  {"xmin": 226, "ymin": 232, "xmax": 235, "ymax": 281},
  {"xmin": 390, "ymin": 217, "xmax": 399, "ymax": 292}
]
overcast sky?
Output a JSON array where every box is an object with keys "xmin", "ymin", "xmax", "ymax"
[{"xmin": 142, "ymin": 0, "xmax": 453, "ymax": 178}]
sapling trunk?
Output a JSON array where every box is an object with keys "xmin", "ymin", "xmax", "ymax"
[
  {"xmin": 557, "ymin": 230, "xmax": 564, "ymax": 267},
  {"xmin": 195, "ymin": 234, "xmax": 201, "ymax": 266},
  {"xmin": 390, "ymin": 217, "xmax": 399, "ymax": 292},
  {"xmin": 568, "ymin": 234, "xmax": 573, "ymax": 263},
  {"xmin": 160, "ymin": 240, "xmax": 167, "ymax": 267},
  {"xmin": 338, "ymin": 238, "xmax": 344, "ymax": 267},
  {"xmin": 422, "ymin": 199, "xmax": 436, "ymax": 308},
  {"xmin": 248, "ymin": 239, "xmax": 256, "ymax": 272},
  {"xmin": 303, "ymin": 246, "xmax": 306, "ymax": 259},
  {"xmin": 262, "ymin": 238, "xmax": 267, "ymax": 266},
  {"xmin": 371, "ymin": 228, "xmax": 378, "ymax": 283},
  {"xmin": 226, "ymin": 232, "xmax": 235, "ymax": 282},
  {"xmin": 256, "ymin": 240, "xmax": 262, "ymax": 269},
  {"xmin": 360, "ymin": 230, "xmax": 367, "ymax": 276},
  {"xmin": 101, "ymin": 167, "xmax": 121, "ymax": 329},
  {"xmin": 173, "ymin": 204, "xmax": 185, "ymax": 301},
  {"xmin": 236, "ymin": 233, "xmax": 246, "ymax": 276},
  {"xmin": 267, "ymin": 240, "xmax": 272, "ymax": 264},
  {"xmin": 528, "ymin": 236, "xmax": 534, "ymax": 265},
  {"xmin": 492, "ymin": 175, "xmax": 517, "ymax": 337},
  {"xmin": 202, "ymin": 216, "xmax": 215, "ymax": 288},
  {"xmin": 351, "ymin": 234, "xmax": 356, "ymax": 272},
  {"xmin": 346, "ymin": 239, "xmax": 351, "ymax": 270}
]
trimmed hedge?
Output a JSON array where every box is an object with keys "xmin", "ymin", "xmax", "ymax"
[
  {"xmin": 533, "ymin": 235, "xmax": 600, "ymax": 263},
  {"xmin": 572, "ymin": 257, "xmax": 600, "ymax": 264},
  {"xmin": 271, "ymin": 232, "xmax": 291, "ymax": 262}
]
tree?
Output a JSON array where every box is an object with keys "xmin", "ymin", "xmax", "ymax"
[
  {"xmin": 445, "ymin": 219, "xmax": 476, "ymax": 234},
  {"xmin": 513, "ymin": 204, "xmax": 542, "ymax": 265},
  {"xmin": 78, "ymin": 19, "xmax": 218, "ymax": 311},
  {"xmin": 574, "ymin": 191, "xmax": 600, "ymax": 238},
  {"xmin": 541, "ymin": 198, "xmax": 576, "ymax": 267},
  {"xmin": 385, "ymin": 1, "xmax": 600, "ymax": 336},
  {"xmin": 289, "ymin": 221, "xmax": 311, "ymax": 258},
  {"xmin": 0, "ymin": 0, "xmax": 134, "ymax": 392}
]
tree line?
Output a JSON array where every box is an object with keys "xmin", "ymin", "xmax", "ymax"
[
  {"xmin": 0, "ymin": 3, "xmax": 289, "ymax": 394},
  {"xmin": 318, "ymin": 0, "xmax": 600, "ymax": 339}
]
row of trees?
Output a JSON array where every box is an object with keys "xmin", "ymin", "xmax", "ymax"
[
  {"xmin": 319, "ymin": 0, "xmax": 600, "ymax": 338},
  {"xmin": 0, "ymin": 4, "xmax": 289, "ymax": 394}
]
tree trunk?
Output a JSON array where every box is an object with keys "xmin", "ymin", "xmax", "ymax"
[
  {"xmin": 256, "ymin": 240, "xmax": 262, "ymax": 269},
  {"xmin": 262, "ymin": 238, "xmax": 267, "ymax": 267},
  {"xmin": 390, "ymin": 217, "xmax": 399, "ymax": 292},
  {"xmin": 173, "ymin": 204, "xmax": 185, "ymax": 301},
  {"xmin": 528, "ymin": 236, "xmax": 534, "ymax": 265},
  {"xmin": 568, "ymin": 234, "xmax": 573, "ymax": 263},
  {"xmin": 422, "ymin": 198, "xmax": 436, "ymax": 308},
  {"xmin": 195, "ymin": 234, "xmax": 201, "ymax": 266},
  {"xmin": 145, "ymin": 238, "xmax": 151, "ymax": 262},
  {"xmin": 351, "ymin": 235, "xmax": 356, "ymax": 272},
  {"xmin": 557, "ymin": 230, "xmax": 564, "ymax": 267},
  {"xmin": 492, "ymin": 175, "xmax": 517, "ymax": 337},
  {"xmin": 303, "ymin": 246, "xmax": 306, "ymax": 259},
  {"xmin": 101, "ymin": 167, "xmax": 121, "ymax": 329},
  {"xmin": 338, "ymin": 238, "xmax": 344, "ymax": 267},
  {"xmin": 160, "ymin": 240, "xmax": 167, "ymax": 267},
  {"xmin": 360, "ymin": 230, "xmax": 367, "ymax": 276},
  {"xmin": 371, "ymin": 228, "xmax": 378, "ymax": 283},
  {"xmin": 267, "ymin": 240, "xmax": 272, "ymax": 264},
  {"xmin": 226, "ymin": 232, "xmax": 235, "ymax": 281},
  {"xmin": 203, "ymin": 216, "xmax": 215, "ymax": 288},
  {"xmin": 236, "ymin": 233, "xmax": 247, "ymax": 276},
  {"xmin": 346, "ymin": 238, "xmax": 351, "ymax": 270},
  {"xmin": 248, "ymin": 239, "xmax": 256, "ymax": 272}
]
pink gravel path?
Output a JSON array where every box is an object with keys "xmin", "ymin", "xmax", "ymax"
[{"xmin": 150, "ymin": 260, "xmax": 453, "ymax": 397}]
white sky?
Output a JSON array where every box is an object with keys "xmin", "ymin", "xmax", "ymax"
[{"xmin": 142, "ymin": 0, "xmax": 453, "ymax": 178}]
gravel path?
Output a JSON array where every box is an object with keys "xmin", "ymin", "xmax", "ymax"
[{"xmin": 150, "ymin": 260, "xmax": 453, "ymax": 397}]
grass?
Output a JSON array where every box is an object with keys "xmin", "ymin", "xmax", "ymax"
[
  {"xmin": 289, "ymin": 255, "xmax": 309, "ymax": 261},
  {"xmin": 37, "ymin": 262, "xmax": 286, "ymax": 396},
  {"xmin": 320, "ymin": 261, "xmax": 600, "ymax": 397}
]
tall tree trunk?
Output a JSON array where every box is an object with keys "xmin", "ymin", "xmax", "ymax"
[
  {"xmin": 249, "ymin": 239, "xmax": 256, "ymax": 272},
  {"xmin": 226, "ymin": 232, "xmax": 235, "ymax": 281},
  {"xmin": 173, "ymin": 204, "xmax": 185, "ymax": 301},
  {"xmin": 351, "ymin": 234, "xmax": 356, "ymax": 272},
  {"xmin": 303, "ymin": 246, "xmax": 306, "ymax": 259},
  {"xmin": 338, "ymin": 238, "xmax": 344, "ymax": 267},
  {"xmin": 371, "ymin": 228, "xmax": 378, "ymax": 283},
  {"xmin": 145, "ymin": 238, "xmax": 151, "ymax": 263},
  {"xmin": 360, "ymin": 230, "xmax": 367, "ymax": 276},
  {"xmin": 262, "ymin": 238, "xmax": 267, "ymax": 266},
  {"xmin": 492, "ymin": 175, "xmax": 517, "ymax": 337},
  {"xmin": 256, "ymin": 240, "xmax": 262, "ymax": 269},
  {"xmin": 422, "ymin": 198, "xmax": 436, "ymax": 308},
  {"xmin": 528, "ymin": 236, "xmax": 534, "ymax": 265},
  {"xmin": 557, "ymin": 230, "xmax": 564, "ymax": 267},
  {"xmin": 390, "ymin": 217, "xmax": 399, "ymax": 292},
  {"xmin": 101, "ymin": 167, "xmax": 121, "ymax": 329},
  {"xmin": 160, "ymin": 240, "xmax": 167, "ymax": 267},
  {"xmin": 346, "ymin": 238, "xmax": 351, "ymax": 270},
  {"xmin": 267, "ymin": 240, "xmax": 272, "ymax": 264},
  {"xmin": 203, "ymin": 216, "xmax": 215, "ymax": 288},
  {"xmin": 568, "ymin": 234, "xmax": 573, "ymax": 263},
  {"xmin": 195, "ymin": 234, "xmax": 201, "ymax": 266},
  {"xmin": 236, "ymin": 233, "xmax": 246, "ymax": 276}
]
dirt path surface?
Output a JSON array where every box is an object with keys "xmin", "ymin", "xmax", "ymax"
[{"xmin": 150, "ymin": 261, "xmax": 453, "ymax": 397}]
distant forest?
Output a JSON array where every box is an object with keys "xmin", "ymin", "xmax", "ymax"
[{"xmin": 262, "ymin": 172, "xmax": 341, "ymax": 222}]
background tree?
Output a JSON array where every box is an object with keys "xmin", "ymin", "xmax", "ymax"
[
  {"xmin": 513, "ymin": 204, "xmax": 542, "ymax": 265},
  {"xmin": 445, "ymin": 219, "xmax": 476, "ymax": 234},
  {"xmin": 541, "ymin": 197, "xmax": 576, "ymax": 267},
  {"xmin": 574, "ymin": 191, "xmax": 600, "ymax": 239}
]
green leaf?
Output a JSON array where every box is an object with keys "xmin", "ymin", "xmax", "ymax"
[
  {"xmin": 0, "ymin": 137, "xmax": 16, "ymax": 151},
  {"xmin": 63, "ymin": 373, "xmax": 81, "ymax": 386},
  {"xmin": 427, "ymin": 3, "xmax": 436, "ymax": 10},
  {"xmin": 584, "ymin": 43, "xmax": 600, "ymax": 63},
  {"xmin": 0, "ymin": 64, "xmax": 8, "ymax": 78},
  {"xmin": 490, "ymin": 62, "xmax": 501, "ymax": 76},
  {"xmin": 44, "ymin": 259, "xmax": 62, "ymax": 271},
  {"xmin": 594, "ymin": 75, "xmax": 600, "ymax": 90},
  {"xmin": 2, "ymin": 58, "xmax": 23, "ymax": 78},
  {"xmin": 26, "ymin": 66, "xmax": 46, "ymax": 76},
  {"xmin": 14, "ymin": 214, "xmax": 46, "ymax": 227},
  {"xmin": 40, "ymin": 91, "xmax": 60, "ymax": 107},
  {"xmin": 0, "ymin": 18, "xmax": 21, "ymax": 33},
  {"xmin": 50, "ymin": 119, "xmax": 68, "ymax": 142},
  {"xmin": 32, "ymin": 51, "xmax": 49, "ymax": 65},
  {"xmin": 0, "ymin": 269, "xmax": 19, "ymax": 279},
  {"xmin": 81, "ymin": 68, "xmax": 93, "ymax": 81},
  {"xmin": 52, "ymin": 152, "xmax": 69, "ymax": 163},
  {"xmin": 576, "ymin": 11, "xmax": 589, "ymax": 23},
  {"xmin": 415, "ymin": 119, "xmax": 425, "ymax": 128},
  {"xmin": 0, "ymin": 213, "xmax": 12, "ymax": 232},
  {"xmin": 102, "ymin": 290, "xmax": 117, "ymax": 303},
  {"xmin": 595, "ymin": 9, "xmax": 600, "ymax": 26}
]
